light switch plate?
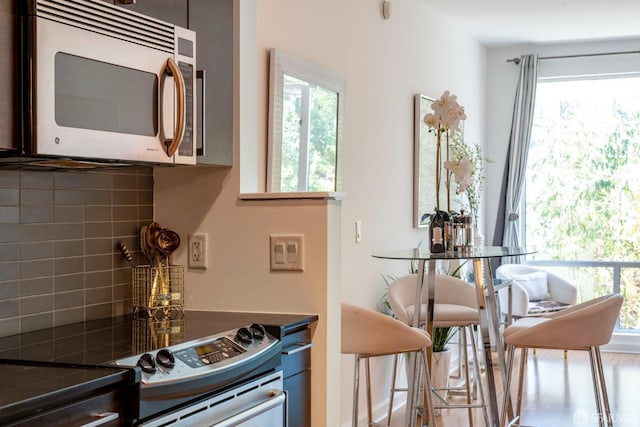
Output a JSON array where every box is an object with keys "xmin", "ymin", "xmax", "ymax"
[
  {"xmin": 270, "ymin": 234, "xmax": 304, "ymax": 271},
  {"xmin": 355, "ymin": 220, "xmax": 362, "ymax": 243}
]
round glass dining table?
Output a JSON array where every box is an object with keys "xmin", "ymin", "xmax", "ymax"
[{"xmin": 372, "ymin": 246, "xmax": 535, "ymax": 427}]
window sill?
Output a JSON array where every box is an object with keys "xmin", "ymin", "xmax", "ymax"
[{"xmin": 239, "ymin": 191, "xmax": 345, "ymax": 201}]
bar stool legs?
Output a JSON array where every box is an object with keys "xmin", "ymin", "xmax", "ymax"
[
  {"xmin": 380, "ymin": 350, "xmax": 436, "ymax": 427},
  {"xmin": 351, "ymin": 354, "xmax": 388, "ymax": 426},
  {"xmin": 386, "ymin": 354, "xmax": 405, "ymax": 426},
  {"xmin": 353, "ymin": 350, "xmax": 436, "ymax": 426},
  {"xmin": 387, "ymin": 326, "xmax": 488, "ymax": 426},
  {"xmin": 431, "ymin": 326, "xmax": 489, "ymax": 426},
  {"xmin": 352, "ymin": 354, "xmax": 362, "ymax": 426},
  {"xmin": 468, "ymin": 325, "xmax": 490, "ymax": 427},
  {"xmin": 420, "ymin": 348, "xmax": 438, "ymax": 427},
  {"xmin": 590, "ymin": 347, "xmax": 613, "ymax": 427}
]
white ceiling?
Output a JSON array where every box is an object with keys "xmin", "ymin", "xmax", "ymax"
[{"xmin": 425, "ymin": 0, "xmax": 640, "ymax": 47}]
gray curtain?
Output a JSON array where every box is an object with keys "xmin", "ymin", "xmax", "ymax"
[{"xmin": 492, "ymin": 54, "xmax": 539, "ymax": 255}]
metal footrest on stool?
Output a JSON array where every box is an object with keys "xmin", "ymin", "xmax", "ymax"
[{"xmin": 506, "ymin": 416, "xmax": 535, "ymax": 427}]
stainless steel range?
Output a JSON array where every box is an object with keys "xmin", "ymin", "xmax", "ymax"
[
  {"xmin": 112, "ymin": 322, "xmax": 284, "ymax": 426},
  {"xmin": 0, "ymin": 312, "xmax": 302, "ymax": 426}
]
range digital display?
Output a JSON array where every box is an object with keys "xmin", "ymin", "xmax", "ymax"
[{"xmin": 195, "ymin": 337, "xmax": 245, "ymax": 365}]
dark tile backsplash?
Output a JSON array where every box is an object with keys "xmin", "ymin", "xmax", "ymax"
[{"xmin": 0, "ymin": 167, "xmax": 153, "ymax": 337}]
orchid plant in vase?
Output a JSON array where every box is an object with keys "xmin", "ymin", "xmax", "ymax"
[
  {"xmin": 421, "ymin": 91, "xmax": 466, "ymax": 252},
  {"xmin": 423, "ymin": 90, "xmax": 467, "ymax": 213}
]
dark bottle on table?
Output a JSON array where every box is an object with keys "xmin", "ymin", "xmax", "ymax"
[{"xmin": 429, "ymin": 210, "xmax": 447, "ymax": 253}]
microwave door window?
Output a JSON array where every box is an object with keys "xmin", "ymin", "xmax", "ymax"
[{"xmin": 54, "ymin": 53, "xmax": 158, "ymax": 136}]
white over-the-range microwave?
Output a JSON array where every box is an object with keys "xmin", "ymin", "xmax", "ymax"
[{"xmin": 0, "ymin": 0, "xmax": 197, "ymax": 167}]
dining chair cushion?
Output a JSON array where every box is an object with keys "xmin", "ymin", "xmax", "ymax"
[
  {"xmin": 341, "ymin": 303, "xmax": 432, "ymax": 356},
  {"xmin": 506, "ymin": 271, "xmax": 550, "ymax": 301},
  {"xmin": 527, "ymin": 300, "xmax": 570, "ymax": 315},
  {"xmin": 404, "ymin": 303, "xmax": 479, "ymax": 327}
]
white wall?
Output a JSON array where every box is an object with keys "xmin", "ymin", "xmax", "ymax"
[
  {"xmin": 156, "ymin": 0, "xmax": 487, "ymax": 425},
  {"xmin": 484, "ymin": 38, "xmax": 640, "ymax": 246},
  {"xmin": 255, "ymin": 5, "xmax": 487, "ymax": 297},
  {"xmin": 258, "ymin": 1, "xmax": 487, "ymax": 424}
]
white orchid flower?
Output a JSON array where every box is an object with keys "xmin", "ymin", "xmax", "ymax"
[
  {"xmin": 423, "ymin": 113, "xmax": 439, "ymax": 129},
  {"xmin": 428, "ymin": 90, "xmax": 466, "ymax": 133},
  {"xmin": 444, "ymin": 158, "xmax": 473, "ymax": 193}
]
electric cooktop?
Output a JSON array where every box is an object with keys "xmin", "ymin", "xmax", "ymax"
[{"xmin": 0, "ymin": 311, "xmax": 316, "ymax": 366}]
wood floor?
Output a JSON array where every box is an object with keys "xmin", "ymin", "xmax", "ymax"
[{"xmin": 387, "ymin": 349, "xmax": 640, "ymax": 427}]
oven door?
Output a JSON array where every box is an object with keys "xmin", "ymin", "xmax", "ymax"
[
  {"xmin": 30, "ymin": 15, "xmax": 195, "ymax": 165},
  {"xmin": 139, "ymin": 371, "xmax": 286, "ymax": 427}
]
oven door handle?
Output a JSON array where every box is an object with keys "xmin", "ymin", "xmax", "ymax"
[
  {"xmin": 79, "ymin": 412, "xmax": 120, "ymax": 427},
  {"xmin": 162, "ymin": 58, "xmax": 186, "ymax": 158},
  {"xmin": 282, "ymin": 342, "xmax": 313, "ymax": 355},
  {"xmin": 214, "ymin": 390, "xmax": 286, "ymax": 427}
]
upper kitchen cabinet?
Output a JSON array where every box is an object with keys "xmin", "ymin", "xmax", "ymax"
[
  {"xmin": 114, "ymin": 0, "xmax": 234, "ymax": 167},
  {"xmin": 189, "ymin": 0, "xmax": 234, "ymax": 166},
  {"xmin": 0, "ymin": 0, "xmax": 16, "ymax": 146}
]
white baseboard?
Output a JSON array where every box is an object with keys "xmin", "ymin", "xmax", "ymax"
[
  {"xmin": 340, "ymin": 394, "xmax": 407, "ymax": 427},
  {"xmin": 603, "ymin": 332, "xmax": 640, "ymax": 353}
]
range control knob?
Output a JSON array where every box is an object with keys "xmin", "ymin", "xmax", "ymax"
[
  {"xmin": 156, "ymin": 348, "xmax": 175, "ymax": 369},
  {"xmin": 137, "ymin": 353, "xmax": 156, "ymax": 374},
  {"xmin": 250, "ymin": 324, "xmax": 266, "ymax": 340},
  {"xmin": 236, "ymin": 327, "xmax": 253, "ymax": 344}
]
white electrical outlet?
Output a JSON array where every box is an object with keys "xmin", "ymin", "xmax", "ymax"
[{"xmin": 189, "ymin": 233, "xmax": 208, "ymax": 269}]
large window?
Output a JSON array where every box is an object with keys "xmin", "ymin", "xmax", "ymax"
[{"xmin": 526, "ymin": 75, "xmax": 640, "ymax": 329}]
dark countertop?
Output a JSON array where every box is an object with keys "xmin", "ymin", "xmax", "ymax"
[
  {"xmin": 0, "ymin": 310, "xmax": 318, "ymax": 365},
  {"xmin": 0, "ymin": 362, "xmax": 133, "ymax": 426}
]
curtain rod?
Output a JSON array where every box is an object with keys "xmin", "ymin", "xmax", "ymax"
[{"xmin": 506, "ymin": 50, "xmax": 640, "ymax": 65}]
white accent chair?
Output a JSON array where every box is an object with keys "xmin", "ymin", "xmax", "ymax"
[
  {"xmin": 501, "ymin": 293, "xmax": 623, "ymax": 427},
  {"xmin": 341, "ymin": 303, "xmax": 436, "ymax": 427},
  {"xmin": 387, "ymin": 274, "xmax": 489, "ymax": 426},
  {"xmin": 495, "ymin": 264, "xmax": 579, "ymax": 318}
]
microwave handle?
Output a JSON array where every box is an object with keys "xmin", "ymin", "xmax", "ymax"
[{"xmin": 163, "ymin": 58, "xmax": 186, "ymax": 158}]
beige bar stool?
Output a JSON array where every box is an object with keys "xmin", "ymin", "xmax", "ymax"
[
  {"xmin": 501, "ymin": 293, "xmax": 623, "ymax": 427},
  {"xmin": 387, "ymin": 274, "xmax": 490, "ymax": 426},
  {"xmin": 341, "ymin": 302, "xmax": 437, "ymax": 427}
]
